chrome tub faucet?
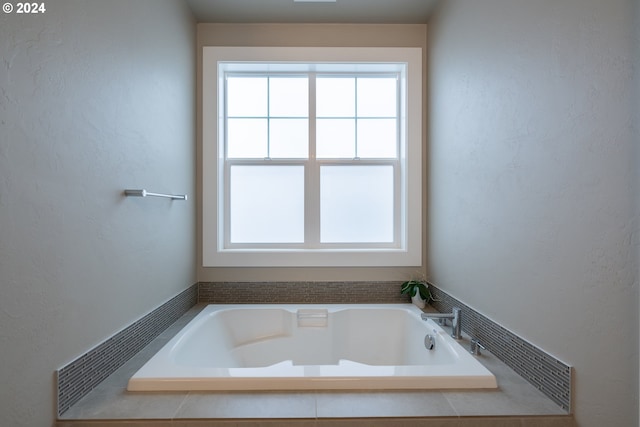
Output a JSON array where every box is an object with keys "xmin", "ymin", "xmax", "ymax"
[
  {"xmin": 469, "ymin": 338, "xmax": 486, "ymax": 356},
  {"xmin": 421, "ymin": 307, "xmax": 462, "ymax": 340}
]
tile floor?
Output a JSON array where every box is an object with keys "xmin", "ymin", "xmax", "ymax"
[{"xmin": 57, "ymin": 305, "xmax": 574, "ymax": 427}]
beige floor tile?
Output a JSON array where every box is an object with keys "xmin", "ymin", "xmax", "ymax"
[
  {"xmin": 175, "ymin": 391, "xmax": 317, "ymax": 418},
  {"xmin": 60, "ymin": 386, "xmax": 187, "ymax": 419},
  {"xmin": 444, "ymin": 383, "xmax": 565, "ymax": 417},
  {"xmin": 520, "ymin": 416, "xmax": 576, "ymax": 427},
  {"xmin": 315, "ymin": 418, "xmax": 462, "ymax": 427},
  {"xmin": 56, "ymin": 421, "xmax": 174, "ymax": 427},
  {"xmin": 315, "ymin": 391, "xmax": 457, "ymax": 418},
  {"xmin": 171, "ymin": 421, "xmax": 240, "ymax": 427},
  {"xmin": 457, "ymin": 417, "xmax": 523, "ymax": 427},
  {"xmin": 233, "ymin": 421, "xmax": 318, "ymax": 427}
]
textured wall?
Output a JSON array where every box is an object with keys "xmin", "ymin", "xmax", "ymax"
[
  {"xmin": 637, "ymin": 0, "xmax": 640, "ymax": 423},
  {"xmin": 428, "ymin": 0, "xmax": 638, "ymax": 426},
  {"xmin": 0, "ymin": 1, "xmax": 195, "ymax": 426}
]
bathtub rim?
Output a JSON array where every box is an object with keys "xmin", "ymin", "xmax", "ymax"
[{"xmin": 127, "ymin": 303, "xmax": 498, "ymax": 392}]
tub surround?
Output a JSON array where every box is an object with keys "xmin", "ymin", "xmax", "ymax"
[
  {"xmin": 57, "ymin": 304, "xmax": 573, "ymax": 426},
  {"xmin": 429, "ymin": 286, "xmax": 572, "ymax": 412},
  {"xmin": 199, "ymin": 281, "xmax": 409, "ymax": 304},
  {"xmin": 57, "ymin": 281, "xmax": 572, "ymax": 422},
  {"xmin": 56, "ymin": 284, "xmax": 198, "ymax": 416}
]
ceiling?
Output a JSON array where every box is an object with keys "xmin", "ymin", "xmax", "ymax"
[{"xmin": 184, "ymin": 0, "xmax": 440, "ymax": 24}]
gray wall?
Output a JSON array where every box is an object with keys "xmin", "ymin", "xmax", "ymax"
[
  {"xmin": 428, "ymin": 0, "xmax": 638, "ymax": 426},
  {"xmin": 0, "ymin": 1, "xmax": 196, "ymax": 426},
  {"xmin": 637, "ymin": 0, "xmax": 640, "ymax": 420}
]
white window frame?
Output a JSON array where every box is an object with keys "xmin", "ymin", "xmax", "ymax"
[{"xmin": 203, "ymin": 46, "xmax": 422, "ymax": 267}]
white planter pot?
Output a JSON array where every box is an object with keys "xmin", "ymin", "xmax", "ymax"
[{"xmin": 411, "ymin": 292, "xmax": 426, "ymax": 309}]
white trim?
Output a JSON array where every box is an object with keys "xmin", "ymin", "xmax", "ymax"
[{"xmin": 203, "ymin": 46, "xmax": 422, "ymax": 267}]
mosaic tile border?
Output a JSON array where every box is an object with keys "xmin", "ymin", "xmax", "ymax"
[
  {"xmin": 56, "ymin": 284, "xmax": 198, "ymax": 416},
  {"xmin": 198, "ymin": 281, "xmax": 409, "ymax": 304},
  {"xmin": 428, "ymin": 285, "xmax": 572, "ymax": 413}
]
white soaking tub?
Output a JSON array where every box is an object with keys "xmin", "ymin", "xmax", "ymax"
[{"xmin": 127, "ymin": 304, "xmax": 497, "ymax": 391}]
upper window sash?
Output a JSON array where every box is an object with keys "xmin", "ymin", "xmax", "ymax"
[{"xmin": 223, "ymin": 71, "xmax": 400, "ymax": 161}]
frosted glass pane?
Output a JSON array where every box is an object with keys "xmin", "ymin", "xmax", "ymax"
[
  {"xmin": 357, "ymin": 119, "xmax": 397, "ymax": 158},
  {"xmin": 227, "ymin": 119, "xmax": 267, "ymax": 158},
  {"xmin": 227, "ymin": 77, "xmax": 267, "ymax": 117},
  {"xmin": 230, "ymin": 166, "xmax": 304, "ymax": 243},
  {"xmin": 320, "ymin": 166, "xmax": 394, "ymax": 243},
  {"xmin": 357, "ymin": 78, "xmax": 397, "ymax": 117},
  {"xmin": 270, "ymin": 77, "xmax": 308, "ymax": 117},
  {"xmin": 270, "ymin": 119, "xmax": 309, "ymax": 158},
  {"xmin": 317, "ymin": 77, "xmax": 355, "ymax": 117},
  {"xmin": 316, "ymin": 119, "xmax": 355, "ymax": 158}
]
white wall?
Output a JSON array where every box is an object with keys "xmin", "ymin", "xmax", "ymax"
[
  {"xmin": 0, "ymin": 1, "xmax": 195, "ymax": 426},
  {"xmin": 428, "ymin": 0, "xmax": 638, "ymax": 426}
]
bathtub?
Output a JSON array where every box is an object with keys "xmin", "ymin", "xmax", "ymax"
[{"xmin": 127, "ymin": 304, "xmax": 498, "ymax": 391}]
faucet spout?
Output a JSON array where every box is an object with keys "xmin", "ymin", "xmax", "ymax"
[{"xmin": 421, "ymin": 307, "xmax": 462, "ymax": 340}]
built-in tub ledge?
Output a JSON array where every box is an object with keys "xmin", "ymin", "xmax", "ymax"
[
  {"xmin": 427, "ymin": 284, "xmax": 573, "ymax": 413},
  {"xmin": 58, "ymin": 303, "xmax": 574, "ymax": 426}
]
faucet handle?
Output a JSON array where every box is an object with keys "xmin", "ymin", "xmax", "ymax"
[
  {"xmin": 424, "ymin": 333, "xmax": 436, "ymax": 350},
  {"xmin": 469, "ymin": 338, "xmax": 486, "ymax": 356}
]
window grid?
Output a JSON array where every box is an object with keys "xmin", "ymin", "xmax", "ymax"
[
  {"xmin": 225, "ymin": 73, "xmax": 310, "ymax": 160},
  {"xmin": 223, "ymin": 71, "xmax": 401, "ymax": 249}
]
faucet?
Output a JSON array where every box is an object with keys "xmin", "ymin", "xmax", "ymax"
[
  {"xmin": 469, "ymin": 338, "xmax": 486, "ymax": 356},
  {"xmin": 421, "ymin": 307, "xmax": 462, "ymax": 340}
]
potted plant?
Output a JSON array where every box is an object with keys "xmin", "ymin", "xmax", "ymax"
[{"xmin": 401, "ymin": 280, "xmax": 433, "ymax": 309}]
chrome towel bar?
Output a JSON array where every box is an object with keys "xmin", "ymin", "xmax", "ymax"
[{"xmin": 124, "ymin": 189, "xmax": 187, "ymax": 201}]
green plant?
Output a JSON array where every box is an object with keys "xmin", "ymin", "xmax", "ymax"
[{"xmin": 401, "ymin": 280, "xmax": 432, "ymax": 303}]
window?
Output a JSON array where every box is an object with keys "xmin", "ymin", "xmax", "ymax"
[{"xmin": 203, "ymin": 47, "xmax": 422, "ymax": 267}]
